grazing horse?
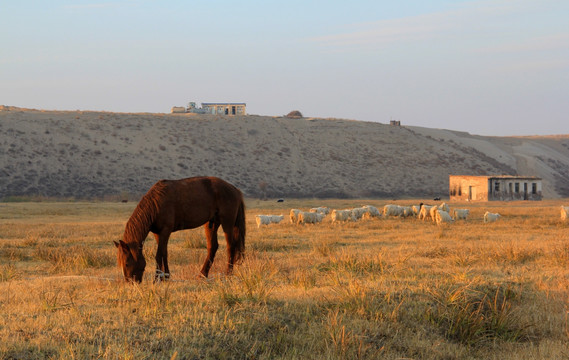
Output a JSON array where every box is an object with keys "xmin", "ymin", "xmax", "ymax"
[{"xmin": 114, "ymin": 176, "xmax": 246, "ymax": 282}]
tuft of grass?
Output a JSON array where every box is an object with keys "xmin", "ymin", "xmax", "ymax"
[
  {"xmin": 312, "ymin": 237, "xmax": 334, "ymax": 257},
  {"xmin": 214, "ymin": 254, "xmax": 278, "ymax": 306},
  {"xmin": 490, "ymin": 243, "xmax": 542, "ymax": 265},
  {"xmin": 324, "ymin": 309, "xmax": 354, "ymax": 357},
  {"xmin": 552, "ymin": 242, "xmax": 569, "ymax": 266},
  {"xmin": 0, "ymin": 248, "xmax": 29, "ymax": 262},
  {"xmin": 423, "ymin": 245, "xmax": 451, "ymax": 259},
  {"xmin": 181, "ymin": 231, "xmax": 206, "ymax": 249},
  {"xmin": 426, "ymin": 283, "xmax": 532, "ymax": 346},
  {"xmin": 319, "ymin": 251, "xmax": 387, "ymax": 276},
  {"xmin": 249, "ymin": 240, "xmax": 295, "ymax": 252},
  {"xmin": 34, "ymin": 245, "xmax": 114, "ymax": 272},
  {"xmin": 0, "ymin": 263, "xmax": 19, "ymax": 282},
  {"xmin": 288, "ymin": 268, "xmax": 317, "ymax": 290},
  {"xmin": 214, "ymin": 278, "xmax": 243, "ymax": 307},
  {"xmin": 132, "ymin": 282, "xmax": 173, "ymax": 318},
  {"xmin": 330, "ymin": 273, "xmax": 372, "ymax": 314},
  {"xmin": 235, "ymin": 257, "xmax": 277, "ymax": 303},
  {"xmin": 38, "ymin": 285, "xmax": 78, "ymax": 312}
]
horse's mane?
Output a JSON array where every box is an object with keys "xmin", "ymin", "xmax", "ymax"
[{"xmin": 123, "ymin": 181, "xmax": 168, "ymax": 246}]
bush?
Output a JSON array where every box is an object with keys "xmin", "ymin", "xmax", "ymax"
[
  {"xmin": 285, "ymin": 110, "xmax": 303, "ymax": 118},
  {"xmin": 426, "ymin": 284, "xmax": 532, "ymax": 346}
]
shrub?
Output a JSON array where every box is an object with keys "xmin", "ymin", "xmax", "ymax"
[
  {"xmin": 285, "ymin": 110, "xmax": 303, "ymax": 118},
  {"xmin": 426, "ymin": 284, "xmax": 532, "ymax": 346}
]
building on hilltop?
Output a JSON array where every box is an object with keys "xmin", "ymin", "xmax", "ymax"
[
  {"xmin": 449, "ymin": 175, "xmax": 542, "ymax": 201},
  {"xmin": 170, "ymin": 102, "xmax": 247, "ymax": 115},
  {"xmin": 171, "ymin": 106, "xmax": 186, "ymax": 113},
  {"xmin": 201, "ymin": 103, "xmax": 246, "ymax": 115}
]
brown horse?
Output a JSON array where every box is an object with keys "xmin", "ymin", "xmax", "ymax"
[{"xmin": 114, "ymin": 176, "xmax": 246, "ymax": 282}]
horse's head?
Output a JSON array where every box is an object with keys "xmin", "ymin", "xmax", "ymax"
[{"xmin": 114, "ymin": 240, "xmax": 146, "ymax": 282}]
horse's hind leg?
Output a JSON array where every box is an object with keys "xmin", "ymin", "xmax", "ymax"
[
  {"xmin": 154, "ymin": 230, "xmax": 172, "ymax": 281},
  {"xmin": 224, "ymin": 230, "xmax": 237, "ymax": 275},
  {"xmin": 200, "ymin": 222, "xmax": 220, "ymax": 278},
  {"xmin": 221, "ymin": 219, "xmax": 242, "ymax": 275}
]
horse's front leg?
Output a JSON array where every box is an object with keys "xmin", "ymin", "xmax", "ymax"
[
  {"xmin": 200, "ymin": 222, "xmax": 219, "ymax": 278},
  {"xmin": 154, "ymin": 231, "xmax": 171, "ymax": 282}
]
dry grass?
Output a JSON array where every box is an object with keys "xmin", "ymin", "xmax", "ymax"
[{"xmin": 0, "ymin": 199, "xmax": 568, "ymax": 359}]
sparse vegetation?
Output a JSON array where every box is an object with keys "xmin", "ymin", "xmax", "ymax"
[
  {"xmin": 0, "ymin": 199, "xmax": 568, "ymax": 359},
  {"xmin": 3, "ymin": 109, "xmax": 568, "ymax": 200}
]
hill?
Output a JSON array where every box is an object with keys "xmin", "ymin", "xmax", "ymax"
[{"xmin": 1, "ymin": 106, "xmax": 568, "ymax": 200}]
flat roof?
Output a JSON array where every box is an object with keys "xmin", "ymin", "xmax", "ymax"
[
  {"xmin": 450, "ymin": 175, "xmax": 542, "ymax": 180},
  {"xmin": 201, "ymin": 103, "xmax": 246, "ymax": 105}
]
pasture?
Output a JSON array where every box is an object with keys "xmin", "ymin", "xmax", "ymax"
[{"xmin": 0, "ymin": 199, "xmax": 568, "ymax": 359}]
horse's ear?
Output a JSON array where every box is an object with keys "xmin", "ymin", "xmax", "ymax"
[{"xmin": 115, "ymin": 240, "xmax": 130, "ymax": 254}]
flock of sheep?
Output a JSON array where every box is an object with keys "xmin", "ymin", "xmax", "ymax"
[{"xmin": 255, "ymin": 202, "xmax": 509, "ymax": 228}]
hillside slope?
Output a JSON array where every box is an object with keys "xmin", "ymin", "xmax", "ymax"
[{"xmin": 1, "ymin": 107, "xmax": 568, "ymax": 199}]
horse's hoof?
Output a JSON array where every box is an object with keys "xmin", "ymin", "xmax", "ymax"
[
  {"xmin": 196, "ymin": 273, "xmax": 208, "ymax": 280},
  {"xmin": 154, "ymin": 270, "xmax": 170, "ymax": 282}
]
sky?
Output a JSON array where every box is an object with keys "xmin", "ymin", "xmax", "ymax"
[{"xmin": 1, "ymin": 0, "xmax": 568, "ymax": 136}]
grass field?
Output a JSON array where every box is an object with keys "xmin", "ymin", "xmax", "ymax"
[{"xmin": 1, "ymin": 199, "xmax": 568, "ymax": 359}]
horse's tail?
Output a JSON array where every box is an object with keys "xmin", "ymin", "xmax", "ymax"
[{"xmin": 234, "ymin": 198, "xmax": 246, "ymax": 260}]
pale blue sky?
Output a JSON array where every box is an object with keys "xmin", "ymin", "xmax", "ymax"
[{"xmin": 1, "ymin": 0, "xmax": 567, "ymax": 136}]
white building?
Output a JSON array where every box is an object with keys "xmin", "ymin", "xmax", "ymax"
[{"xmin": 201, "ymin": 103, "xmax": 246, "ymax": 115}]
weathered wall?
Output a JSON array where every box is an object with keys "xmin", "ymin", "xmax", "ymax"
[
  {"xmin": 449, "ymin": 176, "xmax": 489, "ymax": 201},
  {"xmin": 489, "ymin": 178, "xmax": 542, "ymax": 201}
]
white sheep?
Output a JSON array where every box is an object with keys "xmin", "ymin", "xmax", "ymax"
[
  {"xmin": 430, "ymin": 203, "xmax": 451, "ymax": 222},
  {"xmin": 290, "ymin": 209, "xmax": 302, "ymax": 224},
  {"xmin": 412, "ymin": 205, "xmax": 422, "ymax": 217},
  {"xmin": 363, "ymin": 205, "xmax": 381, "ymax": 218},
  {"xmin": 439, "ymin": 202, "xmax": 450, "ymax": 212},
  {"xmin": 453, "ymin": 209, "xmax": 470, "ymax": 221},
  {"xmin": 418, "ymin": 205, "xmax": 434, "ymax": 221},
  {"xmin": 255, "ymin": 214, "xmax": 285, "ymax": 228},
  {"xmin": 383, "ymin": 204, "xmax": 404, "ymax": 217},
  {"xmin": 255, "ymin": 215, "xmax": 271, "ymax": 228},
  {"xmin": 351, "ymin": 207, "xmax": 369, "ymax": 220},
  {"xmin": 561, "ymin": 206, "xmax": 569, "ymax": 221},
  {"xmin": 429, "ymin": 206, "xmax": 439, "ymax": 222},
  {"xmin": 484, "ymin": 211, "xmax": 501, "ymax": 223},
  {"xmin": 310, "ymin": 207, "xmax": 330, "ymax": 215},
  {"xmin": 361, "ymin": 212, "xmax": 374, "ymax": 221},
  {"xmin": 331, "ymin": 209, "xmax": 354, "ymax": 223},
  {"xmin": 298, "ymin": 211, "xmax": 325, "ymax": 225},
  {"xmin": 435, "ymin": 209, "xmax": 454, "ymax": 225},
  {"xmin": 402, "ymin": 206, "xmax": 414, "ymax": 218},
  {"xmin": 270, "ymin": 215, "xmax": 284, "ymax": 223}
]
